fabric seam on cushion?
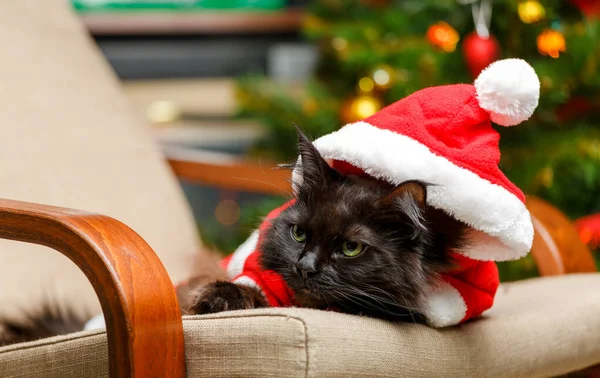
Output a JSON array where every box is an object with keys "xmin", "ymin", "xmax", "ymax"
[
  {"xmin": 1, "ymin": 313, "xmax": 307, "ymax": 354},
  {"xmin": 300, "ymin": 314, "xmax": 309, "ymax": 378},
  {"xmin": 0, "ymin": 329, "xmax": 106, "ymax": 355},
  {"xmin": 184, "ymin": 312, "xmax": 310, "ymax": 376},
  {"xmin": 184, "ymin": 312, "xmax": 307, "ymax": 322}
]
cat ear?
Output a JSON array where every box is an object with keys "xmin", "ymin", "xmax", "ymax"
[
  {"xmin": 378, "ymin": 181, "xmax": 428, "ymax": 239},
  {"xmin": 296, "ymin": 127, "xmax": 339, "ymax": 191}
]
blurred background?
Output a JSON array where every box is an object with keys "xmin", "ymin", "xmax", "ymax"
[{"xmin": 74, "ymin": 0, "xmax": 600, "ymax": 280}]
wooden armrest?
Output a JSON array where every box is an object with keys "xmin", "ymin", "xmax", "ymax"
[
  {"xmin": 527, "ymin": 196, "xmax": 597, "ymax": 276},
  {"xmin": 165, "ymin": 146, "xmax": 292, "ymax": 196},
  {"xmin": 0, "ymin": 199, "xmax": 184, "ymax": 378}
]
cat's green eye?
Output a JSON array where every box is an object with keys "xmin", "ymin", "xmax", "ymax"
[
  {"xmin": 341, "ymin": 241, "xmax": 364, "ymax": 257},
  {"xmin": 290, "ymin": 225, "xmax": 307, "ymax": 242}
]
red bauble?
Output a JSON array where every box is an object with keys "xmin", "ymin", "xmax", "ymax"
[
  {"xmin": 462, "ymin": 32, "xmax": 501, "ymax": 79},
  {"xmin": 556, "ymin": 96, "xmax": 593, "ymax": 123},
  {"xmin": 571, "ymin": 0, "xmax": 600, "ymax": 17},
  {"xmin": 576, "ymin": 213, "xmax": 600, "ymax": 249}
]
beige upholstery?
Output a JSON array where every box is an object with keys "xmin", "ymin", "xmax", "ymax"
[
  {"xmin": 0, "ymin": 0, "xmax": 201, "ymax": 321},
  {"xmin": 1, "ymin": 274, "xmax": 599, "ymax": 377},
  {"xmin": 1, "ymin": 1, "xmax": 599, "ymax": 378}
]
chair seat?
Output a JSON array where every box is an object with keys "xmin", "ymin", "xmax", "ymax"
[{"xmin": 1, "ymin": 273, "xmax": 599, "ymax": 377}]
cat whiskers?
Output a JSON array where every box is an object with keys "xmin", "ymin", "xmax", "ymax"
[
  {"xmin": 353, "ymin": 282, "xmax": 398, "ymax": 301},
  {"xmin": 340, "ymin": 284, "xmax": 420, "ymax": 323},
  {"xmin": 327, "ymin": 289, "xmax": 407, "ymax": 318},
  {"xmin": 353, "ymin": 281, "xmax": 420, "ymax": 323},
  {"xmin": 229, "ymin": 176, "xmax": 290, "ymax": 196},
  {"xmin": 344, "ymin": 283, "xmax": 421, "ymax": 311},
  {"xmin": 393, "ymin": 291, "xmax": 418, "ymax": 324}
]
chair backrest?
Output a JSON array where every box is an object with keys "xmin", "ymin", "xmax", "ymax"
[{"xmin": 0, "ymin": 0, "xmax": 201, "ymax": 320}]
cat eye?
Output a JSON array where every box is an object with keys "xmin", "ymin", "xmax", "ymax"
[
  {"xmin": 290, "ymin": 225, "xmax": 307, "ymax": 242},
  {"xmin": 341, "ymin": 241, "xmax": 364, "ymax": 257}
]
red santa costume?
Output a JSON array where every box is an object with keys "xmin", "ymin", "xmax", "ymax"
[{"xmin": 222, "ymin": 58, "xmax": 540, "ymax": 327}]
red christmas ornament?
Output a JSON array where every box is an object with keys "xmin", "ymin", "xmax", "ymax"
[
  {"xmin": 462, "ymin": 32, "xmax": 501, "ymax": 79},
  {"xmin": 556, "ymin": 96, "xmax": 593, "ymax": 122},
  {"xmin": 571, "ymin": 0, "xmax": 600, "ymax": 18},
  {"xmin": 576, "ymin": 213, "xmax": 600, "ymax": 249}
]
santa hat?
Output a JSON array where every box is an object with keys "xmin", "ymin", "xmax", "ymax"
[{"xmin": 293, "ymin": 59, "xmax": 540, "ymax": 262}]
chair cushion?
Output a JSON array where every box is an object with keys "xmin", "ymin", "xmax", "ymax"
[
  {"xmin": 1, "ymin": 274, "xmax": 599, "ymax": 377},
  {"xmin": 0, "ymin": 0, "xmax": 201, "ymax": 321}
]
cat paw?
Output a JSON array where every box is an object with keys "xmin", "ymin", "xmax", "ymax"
[{"xmin": 187, "ymin": 281, "xmax": 268, "ymax": 315}]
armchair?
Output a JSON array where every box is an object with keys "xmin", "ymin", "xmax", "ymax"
[{"xmin": 0, "ymin": 1, "xmax": 599, "ymax": 377}]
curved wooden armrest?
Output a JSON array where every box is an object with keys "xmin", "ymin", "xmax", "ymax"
[
  {"xmin": 527, "ymin": 195, "xmax": 597, "ymax": 276},
  {"xmin": 164, "ymin": 146, "xmax": 292, "ymax": 196},
  {"xmin": 0, "ymin": 199, "xmax": 184, "ymax": 378}
]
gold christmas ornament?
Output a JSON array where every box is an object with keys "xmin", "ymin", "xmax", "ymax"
[
  {"xmin": 340, "ymin": 94, "xmax": 383, "ymax": 124},
  {"xmin": 358, "ymin": 77, "xmax": 375, "ymax": 93},
  {"xmin": 518, "ymin": 0, "xmax": 546, "ymax": 24},
  {"xmin": 426, "ymin": 22, "xmax": 460, "ymax": 52},
  {"xmin": 331, "ymin": 37, "xmax": 348, "ymax": 52},
  {"xmin": 537, "ymin": 29, "xmax": 566, "ymax": 58},
  {"xmin": 371, "ymin": 64, "xmax": 395, "ymax": 90}
]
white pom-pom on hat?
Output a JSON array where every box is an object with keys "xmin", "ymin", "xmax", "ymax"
[{"xmin": 474, "ymin": 58, "xmax": 540, "ymax": 127}]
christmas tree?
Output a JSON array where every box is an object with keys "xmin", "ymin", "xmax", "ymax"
[{"xmin": 233, "ymin": 0, "xmax": 600, "ymax": 278}]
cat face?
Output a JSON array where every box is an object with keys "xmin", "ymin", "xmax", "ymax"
[{"xmin": 260, "ymin": 131, "xmax": 453, "ymax": 321}]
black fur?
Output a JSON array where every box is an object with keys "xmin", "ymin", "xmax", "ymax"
[
  {"xmin": 0, "ymin": 303, "xmax": 86, "ymax": 345},
  {"xmin": 188, "ymin": 281, "xmax": 269, "ymax": 314}
]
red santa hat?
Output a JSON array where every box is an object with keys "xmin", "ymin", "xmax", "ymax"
[{"xmin": 293, "ymin": 58, "xmax": 540, "ymax": 262}]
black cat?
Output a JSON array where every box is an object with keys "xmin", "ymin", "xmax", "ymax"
[{"xmin": 187, "ymin": 130, "xmax": 468, "ymax": 322}]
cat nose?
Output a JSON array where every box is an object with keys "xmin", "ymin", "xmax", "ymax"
[{"xmin": 296, "ymin": 253, "xmax": 318, "ymax": 279}]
